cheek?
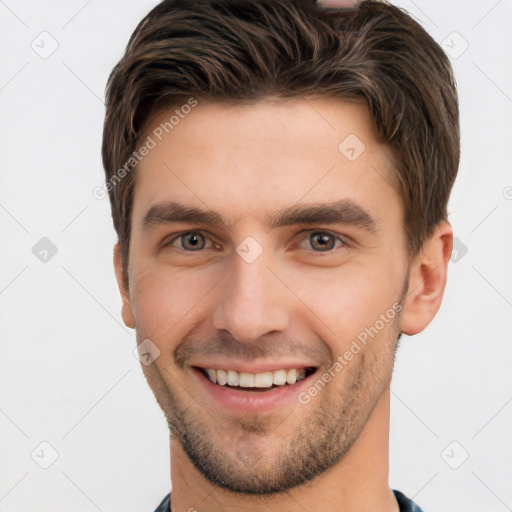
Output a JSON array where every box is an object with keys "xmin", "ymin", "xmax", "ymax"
[
  {"xmin": 294, "ymin": 263, "xmax": 404, "ymax": 344},
  {"xmin": 130, "ymin": 265, "xmax": 219, "ymax": 340}
]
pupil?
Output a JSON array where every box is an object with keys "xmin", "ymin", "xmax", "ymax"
[
  {"xmin": 312, "ymin": 233, "xmax": 333, "ymax": 251},
  {"xmin": 184, "ymin": 233, "xmax": 204, "ymax": 250}
]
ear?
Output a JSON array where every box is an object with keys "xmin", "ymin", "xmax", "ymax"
[
  {"xmin": 400, "ymin": 221, "xmax": 453, "ymax": 335},
  {"xmin": 113, "ymin": 243, "xmax": 136, "ymax": 329}
]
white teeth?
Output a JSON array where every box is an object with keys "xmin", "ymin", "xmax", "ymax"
[
  {"xmin": 239, "ymin": 372, "xmax": 255, "ymax": 387},
  {"xmin": 216, "ymin": 369, "xmax": 228, "ymax": 386},
  {"xmin": 286, "ymin": 369, "xmax": 297, "ymax": 385},
  {"xmin": 204, "ymin": 367, "xmax": 310, "ymax": 387},
  {"xmin": 227, "ymin": 370, "xmax": 239, "ymax": 386},
  {"xmin": 206, "ymin": 369, "xmax": 217, "ymax": 384},
  {"xmin": 254, "ymin": 371, "xmax": 273, "ymax": 388},
  {"xmin": 273, "ymin": 369, "xmax": 287, "ymax": 385}
]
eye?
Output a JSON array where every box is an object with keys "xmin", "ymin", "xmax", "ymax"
[
  {"xmin": 302, "ymin": 231, "xmax": 345, "ymax": 252},
  {"xmin": 167, "ymin": 231, "xmax": 213, "ymax": 251}
]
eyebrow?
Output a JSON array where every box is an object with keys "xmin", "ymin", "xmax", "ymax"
[{"xmin": 142, "ymin": 199, "xmax": 377, "ymax": 233}]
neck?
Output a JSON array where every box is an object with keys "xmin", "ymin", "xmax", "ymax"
[{"xmin": 168, "ymin": 389, "xmax": 398, "ymax": 512}]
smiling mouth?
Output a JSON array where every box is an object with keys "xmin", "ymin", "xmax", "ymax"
[{"xmin": 196, "ymin": 367, "xmax": 317, "ymax": 392}]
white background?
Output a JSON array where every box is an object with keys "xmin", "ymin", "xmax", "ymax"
[{"xmin": 0, "ymin": 0, "xmax": 511, "ymax": 511}]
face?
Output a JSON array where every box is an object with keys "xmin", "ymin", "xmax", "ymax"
[{"xmin": 118, "ymin": 97, "xmax": 411, "ymax": 494}]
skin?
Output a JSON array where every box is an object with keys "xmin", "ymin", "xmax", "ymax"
[{"xmin": 113, "ymin": 97, "xmax": 453, "ymax": 512}]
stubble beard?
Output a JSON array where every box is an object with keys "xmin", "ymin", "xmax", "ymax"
[{"xmin": 144, "ymin": 318, "xmax": 402, "ymax": 495}]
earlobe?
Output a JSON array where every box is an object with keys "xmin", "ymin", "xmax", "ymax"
[
  {"xmin": 400, "ymin": 221, "xmax": 453, "ymax": 336},
  {"xmin": 113, "ymin": 243, "xmax": 136, "ymax": 329}
]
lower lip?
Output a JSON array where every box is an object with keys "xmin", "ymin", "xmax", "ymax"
[{"xmin": 192, "ymin": 368, "xmax": 317, "ymax": 413}]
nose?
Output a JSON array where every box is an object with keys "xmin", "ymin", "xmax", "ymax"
[{"xmin": 212, "ymin": 249, "xmax": 290, "ymax": 344}]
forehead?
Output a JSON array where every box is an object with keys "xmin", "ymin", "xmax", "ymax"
[{"xmin": 132, "ymin": 97, "xmax": 400, "ymax": 226}]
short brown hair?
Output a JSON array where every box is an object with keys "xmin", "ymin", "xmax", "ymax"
[{"xmin": 102, "ymin": 0, "xmax": 460, "ymax": 285}]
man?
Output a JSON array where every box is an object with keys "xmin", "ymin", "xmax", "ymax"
[{"xmin": 101, "ymin": 0, "xmax": 459, "ymax": 510}]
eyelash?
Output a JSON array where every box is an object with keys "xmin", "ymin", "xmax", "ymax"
[{"xmin": 163, "ymin": 230, "xmax": 348, "ymax": 253}]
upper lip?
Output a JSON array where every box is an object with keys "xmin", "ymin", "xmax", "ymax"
[{"xmin": 192, "ymin": 360, "xmax": 319, "ymax": 373}]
